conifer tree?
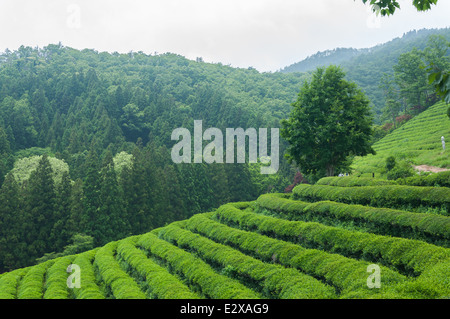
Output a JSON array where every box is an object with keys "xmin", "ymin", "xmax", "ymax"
[
  {"xmin": 81, "ymin": 145, "xmax": 101, "ymax": 240},
  {"xmin": 51, "ymin": 171, "xmax": 73, "ymax": 252},
  {"xmin": 0, "ymin": 173, "xmax": 25, "ymax": 272},
  {"xmin": 97, "ymin": 150, "xmax": 129, "ymax": 245},
  {"xmin": 24, "ymin": 154, "xmax": 57, "ymax": 260}
]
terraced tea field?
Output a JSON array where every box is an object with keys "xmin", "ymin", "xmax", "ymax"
[
  {"xmin": 352, "ymin": 101, "xmax": 450, "ymax": 176},
  {"xmin": 1, "ymin": 179, "xmax": 449, "ymax": 299}
]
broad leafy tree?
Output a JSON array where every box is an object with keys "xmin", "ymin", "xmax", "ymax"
[{"xmin": 281, "ymin": 65, "xmax": 375, "ymax": 179}]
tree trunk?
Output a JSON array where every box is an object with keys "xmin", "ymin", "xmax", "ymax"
[{"xmin": 326, "ymin": 164, "xmax": 335, "ymax": 177}]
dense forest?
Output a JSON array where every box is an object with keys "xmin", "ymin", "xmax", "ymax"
[{"xmin": 0, "ymin": 44, "xmax": 305, "ymax": 272}]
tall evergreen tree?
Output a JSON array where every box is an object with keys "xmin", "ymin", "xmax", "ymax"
[
  {"xmin": 67, "ymin": 178, "xmax": 85, "ymax": 237},
  {"xmin": 0, "ymin": 173, "xmax": 25, "ymax": 272},
  {"xmin": 97, "ymin": 150, "xmax": 130, "ymax": 245},
  {"xmin": 126, "ymin": 146, "xmax": 153, "ymax": 234},
  {"xmin": 51, "ymin": 171, "xmax": 73, "ymax": 252},
  {"xmin": 81, "ymin": 145, "xmax": 101, "ymax": 239},
  {"xmin": 24, "ymin": 154, "xmax": 57, "ymax": 261}
]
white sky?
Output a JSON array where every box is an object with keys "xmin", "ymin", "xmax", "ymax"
[{"xmin": 0, "ymin": 0, "xmax": 449, "ymax": 72}]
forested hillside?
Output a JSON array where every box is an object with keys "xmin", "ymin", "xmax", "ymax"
[
  {"xmin": 0, "ymin": 44, "xmax": 306, "ymax": 273},
  {"xmin": 281, "ymin": 28, "xmax": 450, "ymax": 121}
]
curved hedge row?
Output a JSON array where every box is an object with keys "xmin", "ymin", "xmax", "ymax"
[
  {"xmin": 0, "ymin": 268, "xmax": 29, "ymax": 299},
  {"xmin": 137, "ymin": 230, "xmax": 260, "ymax": 299},
  {"xmin": 71, "ymin": 249, "xmax": 105, "ymax": 299},
  {"xmin": 316, "ymin": 176, "xmax": 397, "ymax": 187},
  {"xmin": 43, "ymin": 256, "xmax": 76, "ymax": 299},
  {"xmin": 292, "ymin": 184, "xmax": 450, "ymax": 213},
  {"xmin": 16, "ymin": 260, "xmax": 54, "ymax": 299},
  {"xmin": 94, "ymin": 241, "xmax": 146, "ymax": 299},
  {"xmin": 157, "ymin": 223, "xmax": 337, "ymax": 299},
  {"xmin": 215, "ymin": 203, "xmax": 450, "ymax": 277},
  {"xmin": 180, "ymin": 211, "xmax": 413, "ymax": 298},
  {"xmin": 414, "ymin": 257, "xmax": 450, "ymax": 297},
  {"xmin": 396, "ymin": 171, "xmax": 450, "ymax": 188},
  {"xmin": 116, "ymin": 236, "xmax": 200, "ymax": 299},
  {"xmin": 256, "ymin": 194, "xmax": 450, "ymax": 244}
]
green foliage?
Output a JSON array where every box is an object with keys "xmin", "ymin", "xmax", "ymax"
[
  {"xmin": 116, "ymin": 237, "xmax": 200, "ymax": 299},
  {"xmin": 71, "ymin": 249, "xmax": 105, "ymax": 299},
  {"xmin": 183, "ymin": 211, "xmax": 409, "ymax": 298},
  {"xmin": 16, "ymin": 260, "xmax": 54, "ymax": 299},
  {"xmin": 35, "ymin": 233, "xmax": 94, "ymax": 264},
  {"xmin": 293, "ymin": 183, "xmax": 450, "ymax": 214},
  {"xmin": 1, "ymin": 185, "xmax": 449, "ymax": 299},
  {"xmin": 283, "ymin": 28, "xmax": 450, "ymax": 121},
  {"xmin": 397, "ymin": 170, "xmax": 450, "ymax": 187},
  {"xmin": 386, "ymin": 156, "xmax": 397, "ymax": 171},
  {"xmin": 386, "ymin": 160, "xmax": 416, "ymax": 180},
  {"xmin": 316, "ymin": 176, "xmax": 397, "ymax": 187},
  {"xmin": 93, "ymin": 241, "xmax": 146, "ymax": 299},
  {"xmin": 361, "ymin": 0, "xmax": 438, "ymax": 16},
  {"xmin": 0, "ymin": 268, "xmax": 28, "ymax": 299},
  {"xmin": 222, "ymin": 204, "xmax": 449, "ymax": 274},
  {"xmin": 156, "ymin": 222, "xmax": 337, "ymax": 299},
  {"xmin": 9, "ymin": 155, "xmax": 69, "ymax": 186},
  {"xmin": 43, "ymin": 256, "xmax": 75, "ymax": 299},
  {"xmin": 113, "ymin": 151, "xmax": 133, "ymax": 176},
  {"xmin": 352, "ymin": 101, "xmax": 450, "ymax": 175},
  {"xmin": 1, "ymin": 39, "xmax": 449, "ymax": 300},
  {"xmin": 256, "ymin": 194, "xmax": 450, "ymax": 244},
  {"xmin": 281, "ymin": 65, "xmax": 375, "ymax": 178},
  {"xmin": 137, "ymin": 231, "xmax": 260, "ymax": 299}
]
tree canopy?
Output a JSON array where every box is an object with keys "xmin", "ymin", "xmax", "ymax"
[
  {"xmin": 361, "ymin": 0, "xmax": 438, "ymax": 16},
  {"xmin": 281, "ymin": 65, "xmax": 375, "ymax": 180}
]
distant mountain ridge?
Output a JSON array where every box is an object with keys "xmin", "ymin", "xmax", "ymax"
[
  {"xmin": 280, "ymin": 28, "xmax": 449, "ymax": 74},
  {"xmin": 280, "ymin": 47, "xmax": 369, "ymax": 73},
  {"xmin": 280, "ymin": 28, "xmax": 450, "ymax": 122}
]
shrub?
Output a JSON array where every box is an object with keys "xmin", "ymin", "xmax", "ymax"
[
  {"xmin": 137, "ymin": 231, "xmax": 260, "ymax": 299},
  {"xmin": 397, "ymin": 171, "xmax": 450, "ymax": 188},
  {"xmin": 71, "ymin": 249, "xmax": 105, "ymax": 299},
  {"xmin": 255, "ymin": 194, "xmax": 450, "ymax": 245},
  {"xmin": 157, "ymin": 221, "xmax": 337, "ymax": 299},
  {"xmin": 387, "ymin": 161, "xmax": 415, "ymax": 180},
  {"xmin": 215, "ymin": 203, "xmax": 450, "ymax": 277},
  {"xmin": 116, "ymin": 236, "xmax": 200, "ymax": 299},
  {"xmin": 386, "ymin": 156, "xmax": 396, "ymax": 172},
  {"xmin": 292, "ymin": 184, "xmax": 450, "ymax": 213},
  {"xmin": 181, "ymin": 211, "xmax": 410, "ymax": 298}
]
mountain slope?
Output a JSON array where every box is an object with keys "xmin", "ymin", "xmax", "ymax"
[
  {"xmin": 280, "ymin": 28, "xmax": 450, "ymax": 120},
  {"xmin": 351, "ymin": 101, "xmax": 450, "ymax": 175}
]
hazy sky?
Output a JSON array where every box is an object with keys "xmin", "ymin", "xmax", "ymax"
[{"xmin": 0, "ymin": 0, "xmax": 449, "ymax": 72}]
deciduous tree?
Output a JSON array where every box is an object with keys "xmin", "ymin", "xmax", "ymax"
[{"xmin": 281, "ymin": 65, "xmax": 375, "ymax": 179}]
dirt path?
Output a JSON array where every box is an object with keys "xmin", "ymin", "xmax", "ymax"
[{"xmin": 413, "ymin": 165, "xmax": 450, "ymax": 173}]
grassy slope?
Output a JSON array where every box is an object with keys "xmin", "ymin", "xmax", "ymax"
[{"xmin": 352, "ymin": 101, "xmax": 450, "ymax": 176}]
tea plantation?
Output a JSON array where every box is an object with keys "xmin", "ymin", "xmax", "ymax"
[
  {"xmin": 1, "ymin": 179, "xmax": 449, "ymax": 299},
  {"xmin": 352, "ymin": 101, "xmax": 450, "ymax": 176}
]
